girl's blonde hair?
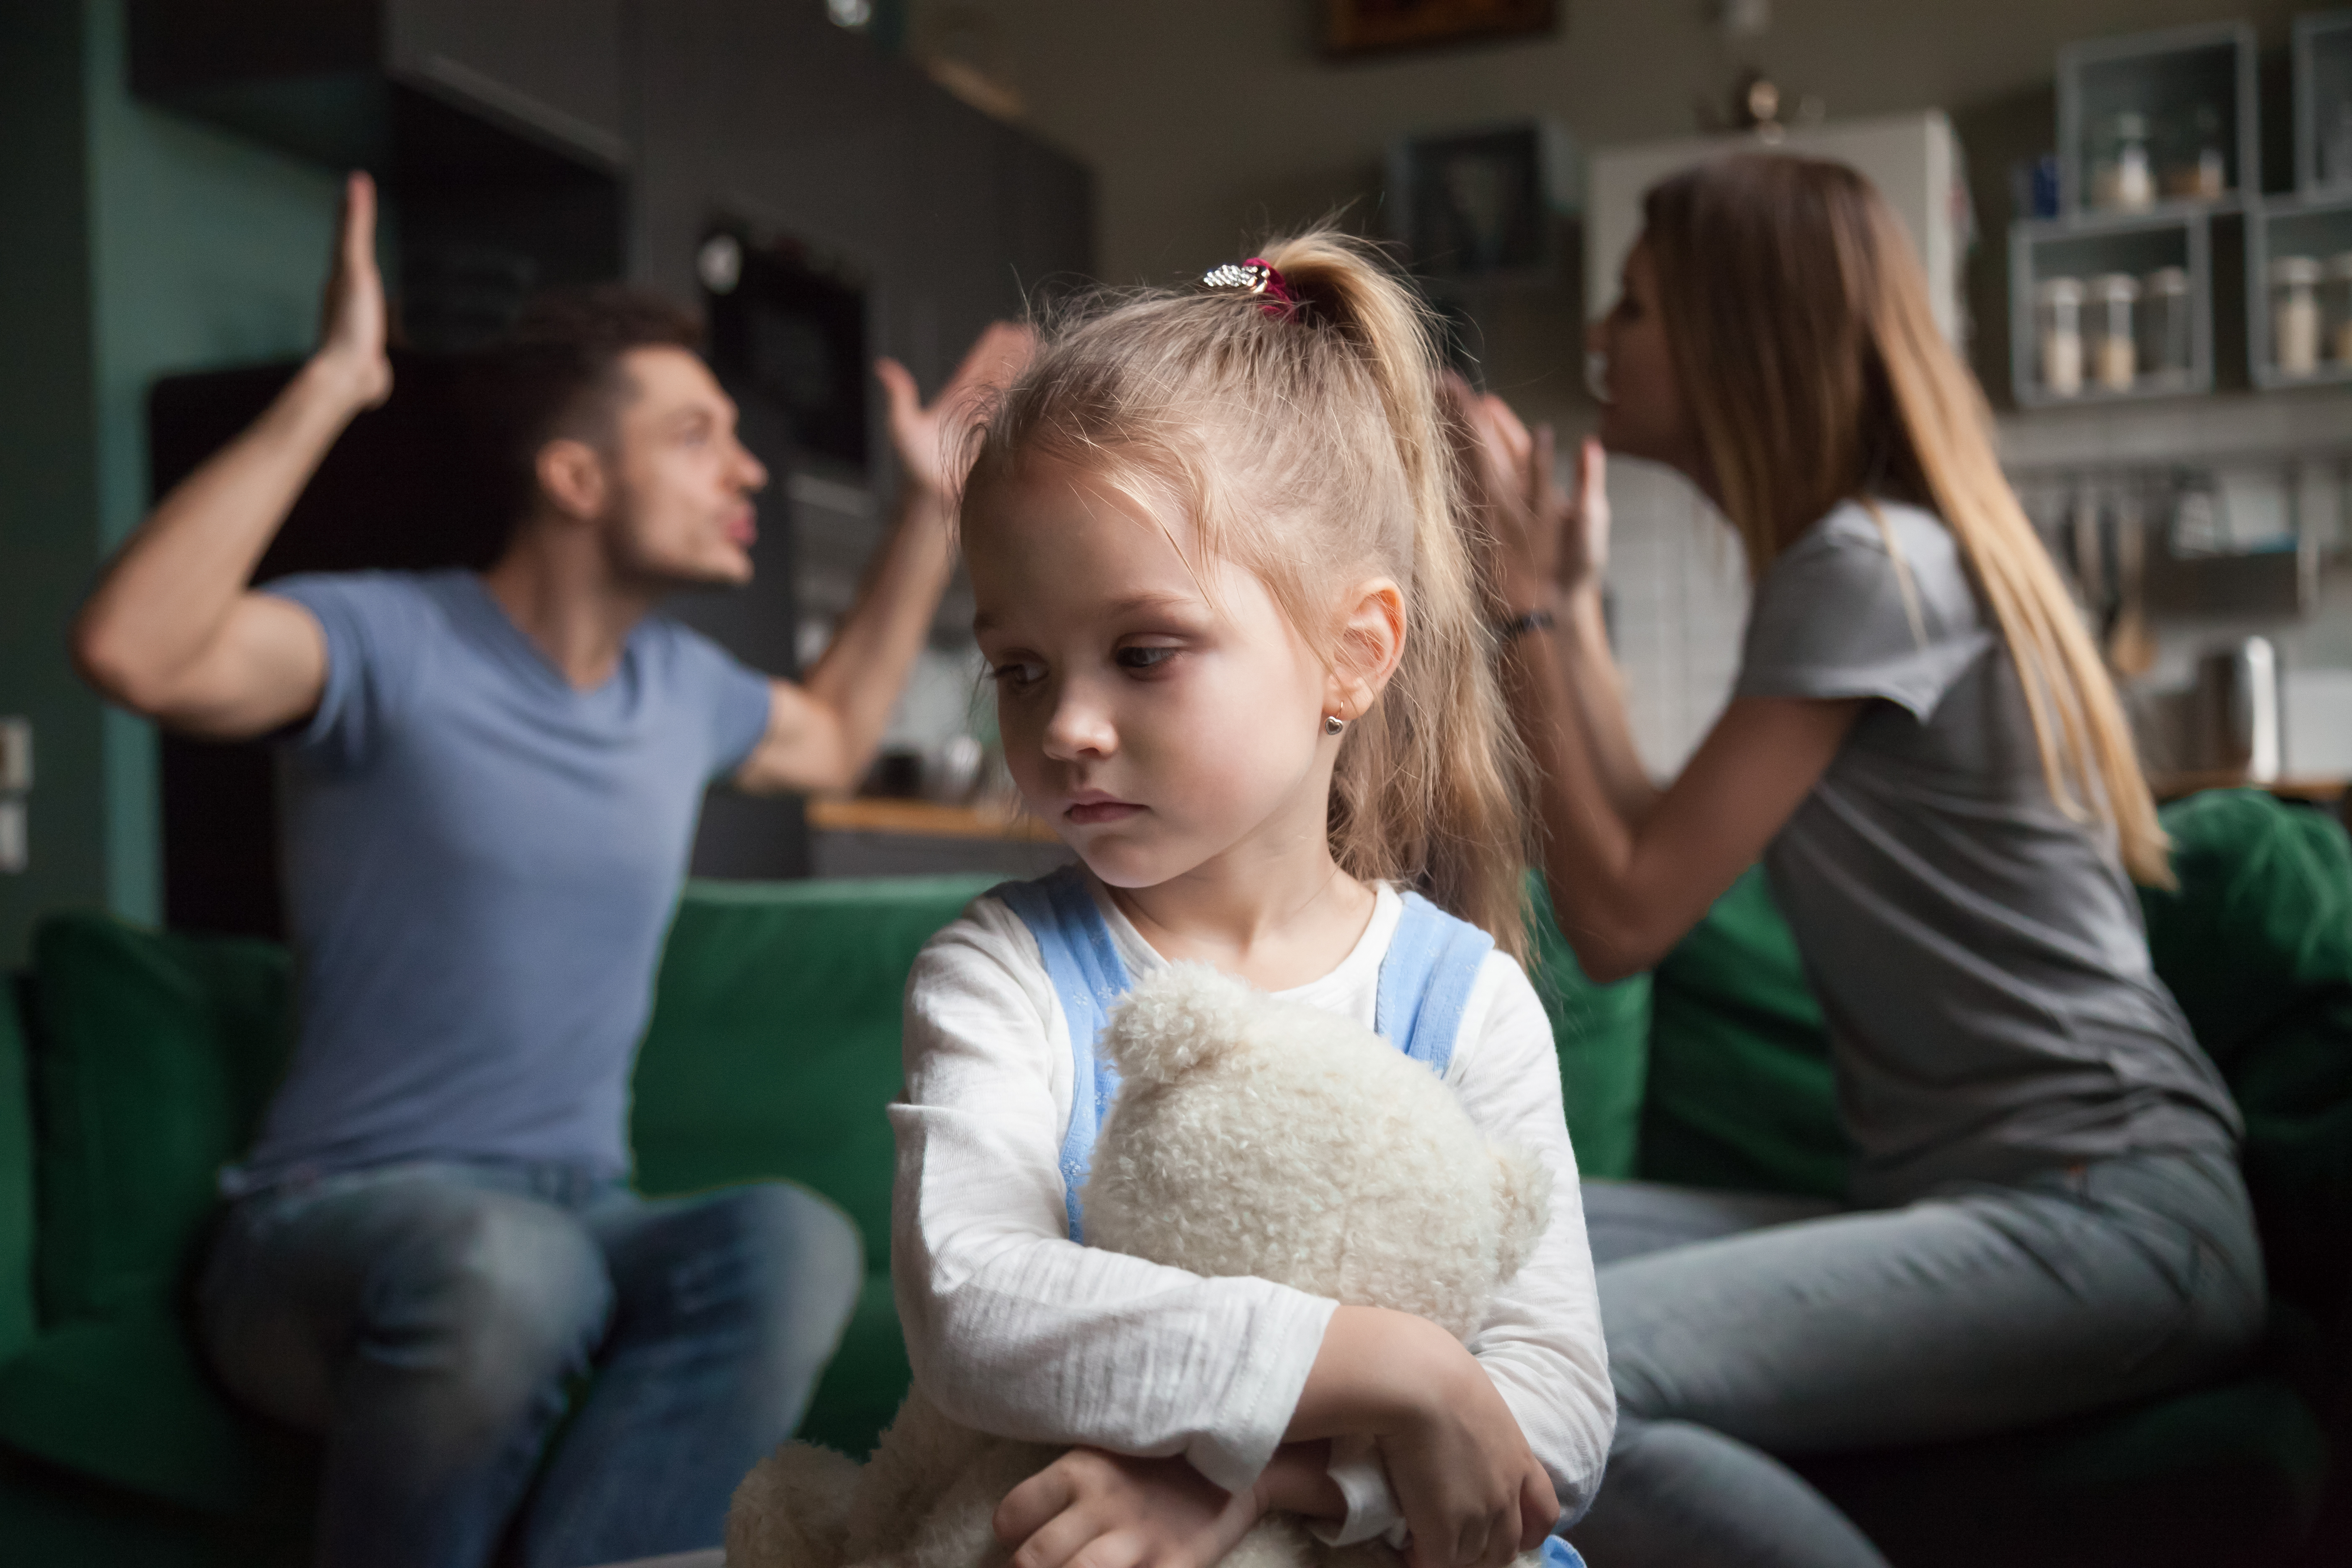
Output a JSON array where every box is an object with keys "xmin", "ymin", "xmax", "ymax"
[
  {"xmin": 1642, "ymin": 154, "xmax": 2173, "ymax": 887},
  {"xmin": 965, "ymin": 232, "xmax": 1534, "ymax": 955}
]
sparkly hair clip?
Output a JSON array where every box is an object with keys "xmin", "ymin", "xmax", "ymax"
[{"xmin": 1201, "ymin": 258, "xmax": 1296, "ymax": 318}]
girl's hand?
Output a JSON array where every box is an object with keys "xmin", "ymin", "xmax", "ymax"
[
  {"xmin": 1446, "ymin": 377, "xmax": 1609, "ymax": 609},
  {"xmin": 1377, "ymin": 1333, "xmax": 1557, "ymax": 1568},
  {"xmin": 994, "ymin": 1448, "xmax": 1263, "ymax": 1568},
  {"xmin": 1292, "ymin": 1307, "xmax": 1557, "ymax": 1568}
]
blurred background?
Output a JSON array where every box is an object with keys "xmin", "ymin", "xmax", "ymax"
[{"xmin": 4, "ymin": 0, "xmax": 2349, "ymax": 965}]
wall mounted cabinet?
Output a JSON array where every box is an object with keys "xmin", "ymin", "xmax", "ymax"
[
  {"xmin": 2010, "ymin": 210, "xmax": 2214, "ymax": 407},
  {"xmin": 2247, "ymin": 191, "xmax": 2352, "ymax": 388},
  {"xmin": 2057, "ymin": 22, "xmax": 2257, "ymax": 218},
  {"xmin": 2295, "ymin": 10, "xmax": 2352, "ymax": 193}
]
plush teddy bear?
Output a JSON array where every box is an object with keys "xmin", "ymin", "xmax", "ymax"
[{"xmin": 727, "ymin": 962, "xmax": 1555, "ymax": 1568}]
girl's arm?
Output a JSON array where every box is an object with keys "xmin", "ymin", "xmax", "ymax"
[
  {"xmin": 1458, "ymin": 392, "xmax": 1860, "ymax": 982},
  {"xmin": 892, "ymin": 906, "xmax": 1340, "ymax": 1490}
]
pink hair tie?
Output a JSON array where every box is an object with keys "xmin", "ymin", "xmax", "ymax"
[{"xmin": 1201, "ymin": 258, "xmax": 1295, "ymax": 318}]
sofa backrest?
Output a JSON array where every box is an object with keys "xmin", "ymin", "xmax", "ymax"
[
  {"xmin": 0, "ymin": 980, "xmax": 36, "ymax": 1359},
  {"xmin": 630, "ymin": 875, "xmax": 999, "ymax": 1265}
]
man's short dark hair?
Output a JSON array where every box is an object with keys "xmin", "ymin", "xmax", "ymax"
[{"xmin": 472, "ymin": 285, "xmax": 707, "ymax": 533}]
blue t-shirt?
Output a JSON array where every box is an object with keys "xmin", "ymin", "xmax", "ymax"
[{"xmin": 225, "ymin": 570, "xmax": 774, "ymax": 1191}]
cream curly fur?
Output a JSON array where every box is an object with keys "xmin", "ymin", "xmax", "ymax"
[{"xmin": 727, "ymin": 963, "xmax": 1551, "ymax": 1568}]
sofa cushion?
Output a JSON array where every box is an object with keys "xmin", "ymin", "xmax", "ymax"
[
  {"xmin": 0, "ymin": 1313, "xmax": 301, "ymax": 1516},
  {"xmin": 27, "ymin": 917, "xmax": 290, "ymax": 1327},
  {"xmin": 0, "ymin": 982, "xmax": 36, "ymax": 1362},
  {"xmin": 2138, "ymin": 791, "xmax": 2352, "ymax": 1323},
  {"xmin": 1525, "ymin": 877, "xmax": 1651, "ymax": 1180},
  {"xmin": 1636, "ymin": 865, "xmax": 1849, "ymax": 1199}
]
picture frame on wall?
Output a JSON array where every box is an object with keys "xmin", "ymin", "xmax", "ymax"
[
  {"xmin": 1323, "ymin": 0, "xmax": 1558, "ymax": 59},
  {"xmin": 1387, "ymin": 120, "xmax": 1580, "ymax": 286}
]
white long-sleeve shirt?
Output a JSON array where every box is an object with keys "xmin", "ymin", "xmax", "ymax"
[{"xmin": 889, "ymin": 882, "xmax": 1615, "ymax": 1540}]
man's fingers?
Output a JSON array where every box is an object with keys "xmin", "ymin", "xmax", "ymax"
[
  {"xmin": 1529, "ymin": 424, "xmax": 1558, "ymax": 512},
  {"xmin": 947, "ymin": 321, "xmax": 1037, "ymax": 398},
  {"xmin": 340, "ymin": 172, "xmax": 377, "ymax": 276},
  {"xmin": 995, "ymin": 1464, "xmax": 1078, "ymax": 1550},
  {"xmin": 1577, "ymin": 437, "xmax": 1607, "ymax": 515}
]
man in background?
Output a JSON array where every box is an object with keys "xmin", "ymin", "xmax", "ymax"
[{"xmin": 72, "ymin": 172, "xmax": 1029, "ymax": 1568}]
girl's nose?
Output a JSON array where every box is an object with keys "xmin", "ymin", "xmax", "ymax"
[{"xmin": 1040, "ymin": 684, "xmax": 1116, "ymax": 761}]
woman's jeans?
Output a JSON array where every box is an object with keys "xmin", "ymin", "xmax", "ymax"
[
  {"xmin": 197, "ymin": 1160, "xmax": 864, "ymax": 1568},
  {"xmin": 1568, "ymin": 1150, "xmax": 2266, "ymax": 1568}
]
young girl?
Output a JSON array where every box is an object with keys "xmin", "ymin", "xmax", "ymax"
[
  {"xmin": 888, "ymin": 235, "xmax": 1614, "ymax": 1568},
  {"xmin": 1461, "ymin": 153, "xmax": 2261, "ymax": 1568}
]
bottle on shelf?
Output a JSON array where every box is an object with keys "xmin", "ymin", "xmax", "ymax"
[
  {"xmin": 2090, "ymin": 111, "xmax": 2156, "ymax": 211},
  {"xmin": 2090, "ymin": 272, "xmax": 2141, "ymax": 390},
  {"xmin": 2036, "ymin": 276, "xmax": 2086, "ymax": 396},
  {"xmin": 2138, "ymin": 265, "xmax": 2193, "ymax": 385},
  {"xmin": 2160, "ymin": 101, "xmax": 2228, "ymax": 200},
  {"xmin": 2327, "ymin": 252, "xmax": 2352, "ymax": 369},
  {"xmin": 2271, "ymin": 255, "xmax": 2324, "ymax": 377}
]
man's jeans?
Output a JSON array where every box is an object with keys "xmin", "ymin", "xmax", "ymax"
[
  {"xmin": 197, "ymin": 1161, "xmax": 863, "ymax": 1568},
  {"xmin": 1567, "ymin": 1150, "xmax": 2267, "ymax": 1568}
]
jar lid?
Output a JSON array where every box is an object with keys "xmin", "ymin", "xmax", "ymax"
[
  {"xmin": 2269, "ymin": 255, "xmax": 2323, "ymax": 286},
  {"xmin": 2035, "ymin": 276, "xmax": 2085, "ymax": 304},
  {"xmin": 2091, "ymin": 272, "xmax": 2141, "ymax": 301},
  {"xmin": 2143, "ymin": 266, "xmax": 2190, "ymax": 296}
]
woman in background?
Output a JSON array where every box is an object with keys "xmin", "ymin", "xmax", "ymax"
[{"xmin": 1458, "ymin": 152, "xmax": 2260, "ymax": 1568}]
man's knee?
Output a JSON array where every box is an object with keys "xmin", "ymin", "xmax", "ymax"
[
  {"xmin": 366, "ymin": 1188, "xmax": 611, "ymax": 1405},
  {"xmin": 697, "ymin": 1182, "xmax": 864, "ymax": 1334}
]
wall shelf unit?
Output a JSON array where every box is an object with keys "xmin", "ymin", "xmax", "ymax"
[
  {"xmin": 2057, "ymin": 22, "xmax": 2257, "ymax": 218},
  {"xmin": 2247, "ymin": 191, "xmax": 2352, "ymax": 388},
  {"xmin": 2295, "ymin": 10, "xmax": 2352, "ymax": 193},
  {"xmin": 2011, "ymin": 209, "xmax": 2214, "ymax": 407}
]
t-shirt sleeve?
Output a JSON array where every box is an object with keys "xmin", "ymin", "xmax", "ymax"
[
  {"xmin": 260, "ymin": 572, "xmax": 425, "ymax": 774},
  {"xmin": 665, "ymin": 624, "xmax": 776, "ymax": 782},
  {"xmin": 1734, "ymin": 507, "xmax": 1994, "ymax": 723}
]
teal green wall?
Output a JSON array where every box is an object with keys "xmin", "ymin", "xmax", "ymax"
[{"xmin": 0, "ymin": 0, "xmax": 341, "ymax": 965}]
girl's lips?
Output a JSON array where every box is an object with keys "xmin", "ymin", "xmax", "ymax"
[{"xmin": 1065, "ymin": 800, "xmax": 1144, "ymax": 825}]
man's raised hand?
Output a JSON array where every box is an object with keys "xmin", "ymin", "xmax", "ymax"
[
  {"xmin": 316, "ymin": 171, "xmax": 394, "ymax": 413},
  {"xmin": 874, "ymin": 321, "xmax": 1037, "ymax": 503}
]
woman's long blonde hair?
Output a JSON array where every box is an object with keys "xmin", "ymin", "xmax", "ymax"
[
  {"xmin": 964, "ymin": 232, "xmax": 1535, "ymax": 954},
  {"xmin": 1643, "ymin": 154, "xmax": 2172, "ymax": 886}
]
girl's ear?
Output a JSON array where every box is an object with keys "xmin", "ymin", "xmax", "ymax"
[{"xmin": 1328, "ymin": 577, "xmax": 1406, "ymax": 721}]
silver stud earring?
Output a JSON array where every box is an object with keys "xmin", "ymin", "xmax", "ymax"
[{"xmin": 1323, "ymin": 714, "xmax": 1346, "ymax": 736}]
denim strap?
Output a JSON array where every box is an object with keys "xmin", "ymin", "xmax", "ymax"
[{"xmin": 994, "ymin": 871, "xmax": 1492, "ymax": 1243}]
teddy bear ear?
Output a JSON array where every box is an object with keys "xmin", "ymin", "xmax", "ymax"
[
  {"xmin": 1488, "ymin": 1144, "xmax": 1555, "ymax": 1283},
  {"xmin": 1101, "ymin": 964, "xmax": 1258, "ymax": 1084}
]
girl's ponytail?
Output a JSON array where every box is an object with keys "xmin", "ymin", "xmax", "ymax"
[
  {"xmin": 969, "ymin": 230, "xmax": 1534, "ymax": 958},
  {"xmin": 1253, "ymin": 235, "xmax": 1534, "ymax": 958}
]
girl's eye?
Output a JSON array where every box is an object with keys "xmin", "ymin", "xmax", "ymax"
[
  {"xmin": 1115, "ymin": 645, "xmax": 1179, "ymax": 673},
  {"xmin": 991, "ymin": 658, "xmax": 1045, "ymax": 689}
]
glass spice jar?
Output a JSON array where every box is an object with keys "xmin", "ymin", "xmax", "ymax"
[
  {"xmin": 2089, "ymin": 273, "xmax": 2140, "ymax": 390},
  {"xmin": 2138, "ymin": 266, "xmax": 2194, "ymax": 386},
  {"xmin": 2271, "ymin": 255, "xmax": 2324, "ymax": 377},
  {"xmin": 2326, "ymin": 251, "xmax": 2352, "ymax": 369},
  {"xmin": 2035, "ymin": 276, "xmax": 2085, "ymax": 397}
]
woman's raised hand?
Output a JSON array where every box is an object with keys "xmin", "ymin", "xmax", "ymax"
[
  {"xmin": 314, "ymin": 172, "xmax": 393, "ymax": 414},
  {"xmin": 876, "ymin": 320, "xmax": 1037, "ymax": 503},
  {"xmin": 1446, "ymin": 377, "xmax": 1609, "ymax": 611}
]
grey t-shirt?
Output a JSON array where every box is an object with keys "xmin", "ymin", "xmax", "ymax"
[{"xmin": 1735, "ymin": 500, "xmax": 2238, "ymax": 1206}]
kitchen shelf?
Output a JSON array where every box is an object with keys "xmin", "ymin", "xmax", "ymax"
[
  {"xmin": 2295, "ymin": 10, "xmax": 2352, "ymax": 194},
  {"xmin": 2058, "ymin": 21, "xmax": 2257, "ymax": 218},
  {"xmin": 2010, "ymin": 209, "xmax": 2214, "ymax": 408},
  {"xmin": 2246, "ymin": 190, "xmax": 2352, "ymax": 390}
]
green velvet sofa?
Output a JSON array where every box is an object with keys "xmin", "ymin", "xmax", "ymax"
[{"xmin": 0, "ymin": 793, "xmax": 2345, "ymax": 1565}]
